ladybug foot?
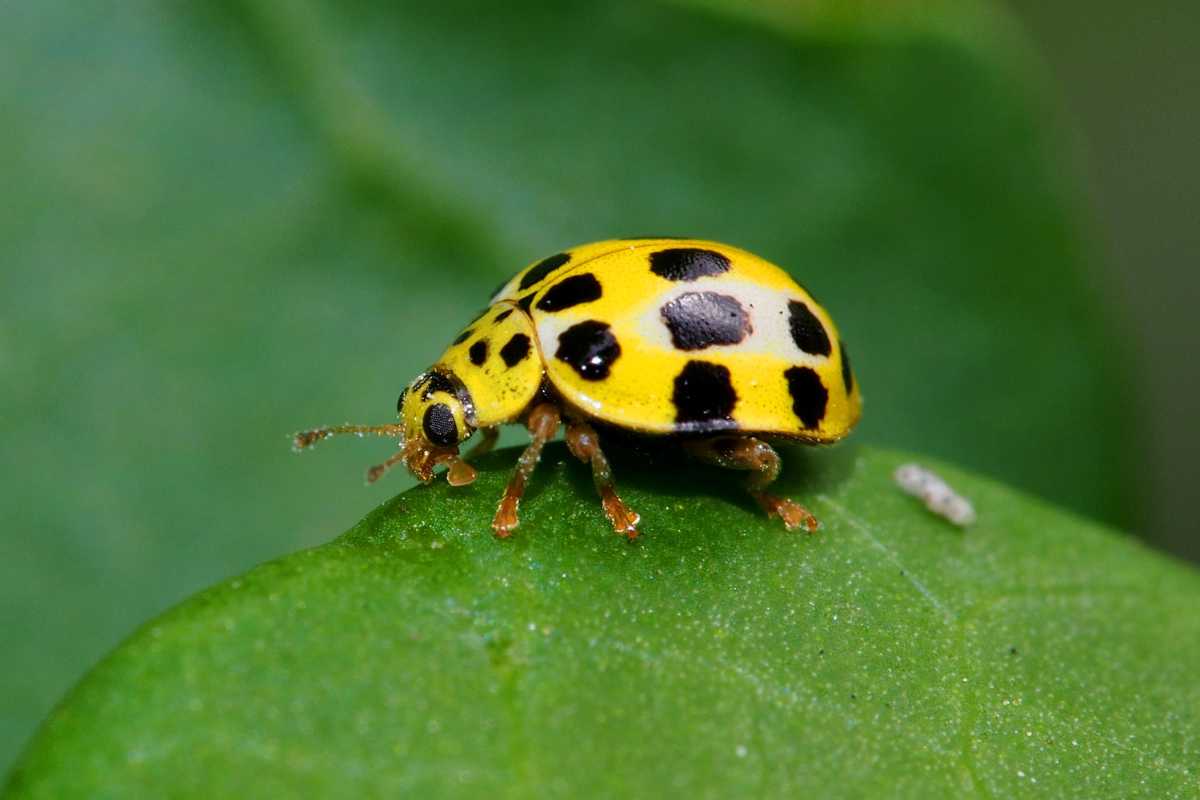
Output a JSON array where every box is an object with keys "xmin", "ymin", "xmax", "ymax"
[
  {"xmin": 752, "ymin": 491, "xmax": 820, "ymax": 533},
  {"xmin": 565, "ymin": 418, "xmax": 640, "ymax": 539},
  {"xmin": 600, "ymin": 487, "xmax": 640, "ymax": 540},
  {"xmin": 492, "ymin": 495, "xmax": 520, "ymax": 538},
  {"xmin": 490, "ymin": 403, "xmax": 561, "ymax": 539}
]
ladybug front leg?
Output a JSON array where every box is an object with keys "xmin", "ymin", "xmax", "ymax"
[
  {"xmin": 467, "ymin": 426, "xmax": 500, "ymax": 460},
  {"xmin": 683, "ymin": 436, "xmax": 819, "ymax": 532},
  {"xmin": 492, "ymin": 405, "xmax": 559, "ymax": 538},
  {"xmin": 564, "ymin": 419, "xmax": 640, "ymax": 540}
]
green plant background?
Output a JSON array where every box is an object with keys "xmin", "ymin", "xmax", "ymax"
[{"xmin": 0, "ymin": 0, "xmax": 1165, "ymax": 779}]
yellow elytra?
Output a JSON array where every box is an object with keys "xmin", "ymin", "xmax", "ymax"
[{"xmin": 295, "ymin": 238, "xmax": 862, "ymax": 539}]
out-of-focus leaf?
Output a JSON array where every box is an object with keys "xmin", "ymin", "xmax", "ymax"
[{"xmin": 6, "ymin": 445, "xmax": 1196, "ymax": 798}]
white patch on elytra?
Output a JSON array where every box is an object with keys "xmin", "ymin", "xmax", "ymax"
[{"xmin": 628, "ymin": 278, "xmax": 829, "ymax": 362}]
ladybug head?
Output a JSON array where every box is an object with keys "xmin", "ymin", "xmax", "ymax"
[
  {"xmin": 395, "ymin": 369, "xmax": 478, "ymax": 484},
  {"xmin": 292, "ymin": 368, "xmax": 479, "ymax": 486}
]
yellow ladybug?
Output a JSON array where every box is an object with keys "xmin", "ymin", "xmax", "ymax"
[{"xmin": 295, "ymin": 238, "xmax": 861, "ymax": 539}]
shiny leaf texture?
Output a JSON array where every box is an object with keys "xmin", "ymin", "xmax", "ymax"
[{"xmin": 6, "ymin": 445, "xmax": 1197, "ymax": 798}]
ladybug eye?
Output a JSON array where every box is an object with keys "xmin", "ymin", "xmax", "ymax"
[
  {"xmin": 422, "ymin": 403, "xmax": 458, "ymax": 446},
  {"xmin": 396, "ymin": 388, "xmax": 408, "ymax": 414}
]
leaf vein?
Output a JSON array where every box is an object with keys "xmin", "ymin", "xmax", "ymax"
[{"xmin": 816, "ymin": 494, "xmax": 957, "ymax": 624}]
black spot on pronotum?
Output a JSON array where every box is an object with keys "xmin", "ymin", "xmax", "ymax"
[
  {"xmin": 417, "ymin": 371, "xmax": 457, "ymax": 400},
  {"xmin": 839, "ymin": 340, "xmax": 854, "ymax": 394},
  {"xmin": 395, "ymin": 387, "xmax": 408, "ymax": 414},
  {"xmin": 649, "ymin": 248, "xmax": 731, "ymax": 282},
  {"xmin": 518, "ymin": 252, "xmax": 572, "ymax": 291},
  {"xmin": 784, "ymin": 366, "xmax": 828, "ymax": 428},
  {"xmin": 452, "ymin": 328, "xmax": 473, "ymax": 346},
  {"xmin": 787, "ymin": 300, "xmax": 831, "ymax": 357},
  {"xmin": 500, "ymin": 333, "xmax": 531, "ymax": 368},
  {"xmin": 672, "ymin": 360, "xmax": 737, "ymax": 428},
  {"xmin": 469, "ymin": 340, "xmax": 488, "ymax": 366},
  {"xmin": 660, "ymin": 291, "xmax": 752, "ymax": 351},
  {"xmin": 422, "ymin": 403, "xmax": 458, "ymax": 446},
  {"xmin": 555, "ymin": 320, "xmax": 620, "ymax": 380},
  {"xmin": 516, "ymin": 293, "xmax": 535, "ymax": 315},
  {"xmin": 536, "ymin": 273, "xmax": 602, "ymax": 312},
  {"xmin": 494, "ymin": 308, "xmax": 513, "ymax": 323}
]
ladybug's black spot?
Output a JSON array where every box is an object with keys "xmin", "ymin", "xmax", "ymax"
[
  {"xmin": 673, "ymin": 360, "xmax": 737, "ymax": 429},
  {"xmin": 518, "ymin": 252, "xmax": 571, "ymax": 291},
  {"xmin": 516, "ymin": 293, "xmax": 535, "ymax": 315},
  {"xmin": 500, "ymin": 333, "xmax": 531, "ymax": 368},
  {"xmin": 494, "ymin": 308, "xmax": 513, "ymax": 323},
  {"xmin": 555, "ymin": 320, "xmax": 620, "ymax": 381},
  {"xmin": 839, "ymin": 341, "xmax": 854, "ymax": 394},
  {"xmin": 660, "ymin": 291, "xmax": 752, "ymax": 351},
  {"xmin": 452, "ymin": 328, "xmax": 473, "ymax": 346},
  {"xmin": 422, "ymin": 403, "xmax": 458, "ymax": 446},
  {"xmin": 536, "ymin": 273, "xmax": 602, "ymax": 312},
  {"xmin": 649, "ymin": 248, "xmax": 731, "ymax": 282},
  {"xmin": 469, "ymin": 340, "xmax": 488, "ymax": 366},
  {"xmin": 787, "ymin": 300, "xmax": 831, "ymax": 357},
  {"xmin": 785, "ymin": 366, "xmax": 828, "ymax": 429},
  {"xmin": 418, "ymin": 371, "xmax": 457, "ymax": 400}
]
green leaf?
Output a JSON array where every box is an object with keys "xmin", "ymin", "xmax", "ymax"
[
  {"xmin": 6, "ymin": 445, "xmax": 1198, "ymax": 798},
  {"xmin": 0, "ymin": 0, "xmax": 1143, "ymax": 772}
]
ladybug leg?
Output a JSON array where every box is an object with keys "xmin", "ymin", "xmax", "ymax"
[
  {"xmin": 468, "ymin": 426, "xmax": 500, "ymax": 460},
  {"xmin": 683, "ymin": 436, "xmax": 820, "ymax": 533},
  {"xmin": 565, "ymin": 419, "xmax": 640, "ymax": 540},
  {"xmin": 492, "ymin": 404, "xmax": 560, "ymax": 538}
]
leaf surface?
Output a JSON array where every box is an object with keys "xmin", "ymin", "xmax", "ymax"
[{"xmin": 7, "ymin": 445, "xmax": 1197, "ymax": 798}]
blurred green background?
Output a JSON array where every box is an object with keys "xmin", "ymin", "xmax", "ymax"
[{"xmin": 1, "ymin": 0, "xmax": 1195, "ymax": 777}]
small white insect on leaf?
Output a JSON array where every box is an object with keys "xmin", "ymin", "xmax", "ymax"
[{"xmin": 893, "ymin": 463, "xmax": 976, "ymax": 527}]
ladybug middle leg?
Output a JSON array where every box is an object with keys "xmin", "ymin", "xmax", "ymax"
[
  {"xmin": 683, "ymin": 436, "xmax": 820, "ymax": 532},
  {"xmin": 564, "ymin": 418, "xmax": 640, "ymax": 540},
  {"xmin": 492, "ymin": 404, "xmax": 559, "ymax": 538}
]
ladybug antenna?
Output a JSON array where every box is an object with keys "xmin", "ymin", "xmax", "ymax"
[
  {"xmin": 291, "ymin": 423, "xmax": 406, "ymax": 453},
  {"xmin": 366, "ymin": 448, "xmax": 409, "ymax": 484}
]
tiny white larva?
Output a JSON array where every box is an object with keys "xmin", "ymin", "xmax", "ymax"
[{"xmin": 893, "ymin": 463, "xmax": 976, "ymax": 527}]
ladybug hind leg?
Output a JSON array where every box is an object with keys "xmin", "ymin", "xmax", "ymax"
[
  {"xmin": 683, "ymin": 436, "xmax": 819, "ymax": 533},
  {"xmin": 565, "ymin": 418, "xmax": 640, "ymax": 539},
  {"xmin": 492, "ymin": 404, "xmax": 559, "ymax": 538}
]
